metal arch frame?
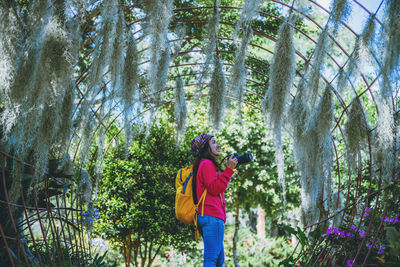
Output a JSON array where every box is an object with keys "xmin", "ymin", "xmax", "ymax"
[
  {"xmin": 77, "ymin": 1, "xmax": 398, "ymax": 266},
  {"xmin": 1, "ymin": 1, "xmax": 397, "ymax": 266},
  {"xmin": 75, "ymin": 1, "xmax": 384, "ymax": 130}
]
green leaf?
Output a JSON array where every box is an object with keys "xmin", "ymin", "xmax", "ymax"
[{"xmin": 297, "ymin": 226, "xmax": 309, "ymax": 246}]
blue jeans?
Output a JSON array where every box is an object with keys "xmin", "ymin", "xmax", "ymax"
[{"xmin": 197, "ymin": 214, "xmax": 225, "ymax": 267}]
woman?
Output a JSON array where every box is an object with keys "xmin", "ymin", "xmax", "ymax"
[{"xmin": 190, "ymin": 133, "xmax": 238, "ymax": 267}]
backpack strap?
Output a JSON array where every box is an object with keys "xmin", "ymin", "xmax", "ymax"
[
  {"xmin": 194, "ymin": 189, "xmax": 207, "ymax": 242},
  {"xmin": 181, "ymin": 172, "xmax": 192, "ymax": 194},
  {"xmin": 197, "ymin": 189, "xmax": 207, "ymax": 217}
]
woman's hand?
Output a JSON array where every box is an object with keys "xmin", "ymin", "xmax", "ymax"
[{"xmin": 226, "ymin": 154, "xmax": 238, "ymax": 170}]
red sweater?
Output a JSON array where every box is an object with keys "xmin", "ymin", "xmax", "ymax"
[{"xmin": 196, "ymin": 159, "xmax": 234, "ymax": 222}]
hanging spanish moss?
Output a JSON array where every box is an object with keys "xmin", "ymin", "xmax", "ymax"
[
  {"xmin": 0, "ymin": 1, "xmax": 20, "ymax": 94},
  {"xmin": 232, "ymin": 0, "xmax": 261, "ymax": 44},
  {"xmin": 78, "ymin": 169, "xmax": 92, "ymax": 204},
  {"xmin": 262, "ymin": 20, "xmax": 295, "ymax": 209},
  {"xmin": 31, "ymin": 16, "xmax": 72, "ymax": 179},
  {"xmin": 381, "ymin": 0, "xmax": 400, "ymax": 98},
  {"xmin": 33, "ymin": 100, "xmax": 60, "ymax": 183},
  {"xmin": 142, "ymin": 0, "xmax": 173, "ymax": 56},
  {"xmin": 359, "ymin": 14, "xmax": 376, "ymax": 67},
  {"xmin": 344, "ymin": 98, "xmax": 369, "ymax": 170},
  {"xmin": 79, "ymin": 114, "xmax": 95, "ymax": 166},
  {"xmin": 9, "ymin": 0, "xmax": 51, "ymax": 103},
  {"xmin": 337, "ymin": 14, "xmax": 376, "ymax": 91},
  {"xmin": 289, "ymin": 70, "xmax": 311, "ymax": 214},
  {"xmin": 236, "ymin": 0, "xmax": 262, "ymax": 30},
  {"xmin": 143, "ymin": 0, "xmax": 173, "ymax": 104},
  {"xmin": 274, "ymin": 127, "xmax": 286, "ymax": 210},
  {"xmin": 373, "ymin": 98, "xmax": 395, "ymax": 182},
  {"xmin": 58, "ymin": 85, "xmax": 75, "ymax": 153},
  {"xmin": 229, "ymin": 28, "xmax": 251, "ymax": 113},
  {"xmin": 87, "ymin": 0, "xmax": 118, "ymax": 92},
  {"xmin": 27, "ymin": 18, "xmax": 69, "ymax": 105},
  {"xmin": 295, "ymin": 0, "xmax": 311, "ymax": 15},
  {"xmin": 328, "ymin": 0, "xmax": 351, "ymax": 33},
  {"xmin": 151, "ymin": 41, "xmax": 171, "ymax": 104},
  {"xmin": 110, "ymin": 9, "xmax": 126, "ymax": 92},
  {"xmin": 308, "ymin": 28, "xmax": 329, "ymax": 103},
  {"xmin": 262, "ymin": 21, "xmax": 295, "ymax": 129},
  {"xmin": 295, "ymin": 85, "xmax": 334, "ymax": 226},
  {"xmin": 4, "ymin": 13, "xmax": 74, "ymax": 184},
  {"xmin": 172, "ymin": 24, "xmax": 186, "ymax": 58},
  {"xmin": 53, "ymin": 0, "xmax": 66, "ymax": 24},
  {"xmin": 208, "ymin": 55, "xmax": 226, "ymax": 130},
  {"xmin": 197, "ymin": 6, "xmax": 220, "ymax": 96},
  {"xmin": 122, "ymin": 33, "xmax": 140, "ymax": 152},
  {"xmin": 229, "ymin": 0, "xmax": 261, "ymax": 114},
  {"xmin": 337, "ymin": 37, "xmax": 360, "ymax": 92},
  {"xmin": 174, "ymin": 76, "xmax": 187, "ymax": 142},
  {"xmin": 59, "ymin": 15, "xmax": 82, "ymax": 158},
  {"xmin": 95, "ymin": 105, "xmax": 107, "ymax": 200},
  {"xmin": 289, "ymin": 63, "xmax": 311, "ymax": 139},
  {"xmin": 77, "ymin": 1, "xmax": 119, "ymax": 163}
]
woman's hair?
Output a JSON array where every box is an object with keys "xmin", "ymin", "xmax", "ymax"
[{"xmin": 192, "ymin": 141, "xmax": 222, "ymax": 204}]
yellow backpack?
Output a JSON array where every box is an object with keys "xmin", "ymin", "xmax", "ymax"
[{"xmin": 175, "ymin": 165, "xmax": 207, "ymax": 240}]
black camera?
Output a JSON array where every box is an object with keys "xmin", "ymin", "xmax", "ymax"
[{"xmin": 231, "ymin": 152, "xmax": 253, "ymax": 168}]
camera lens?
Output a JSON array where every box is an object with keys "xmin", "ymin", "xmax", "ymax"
[{"xmin": 237, "ymin": 152, "xmax": 253, "ymax": 164}]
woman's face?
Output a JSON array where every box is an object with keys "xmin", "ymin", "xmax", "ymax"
[{"xmin": 208, "ymin": 137, "xmax": 220, "ymax": 158}]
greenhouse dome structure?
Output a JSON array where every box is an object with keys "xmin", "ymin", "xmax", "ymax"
[{"xmin": 0, "ymin": 0, "xmax": 399, "ymax": 266}]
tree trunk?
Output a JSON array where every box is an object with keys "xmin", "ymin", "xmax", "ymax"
[
  {"xmin": 147, "ymin": 239, "xmax": 164, "ymax": 267},
  {"xmin": 271, "ymin": 219, "xmax": 279, "ymax": 238},
  {"xmin": 233, "ymin": 193, "xmax": 240, "ymax": 267},
  {"xmin": 249, "ymin": 209, "xmax": 257, "ymax": 233},
  {"xmin": 141, "ymin": 238, "xmax": 147, "ymax": 267},
  {"xmin": 256, "ymin": 205, "xmax": 266, "ymax": 238},
  {"xmin": 123, "ymin": 234, "xmax": 133, "ymax": 267},
  {"xmin": 133, "ymin": 233, "xmax": 140, "ymax": 267},
  {"xmin": 147, "ymin": 241, "xmax": 153, "ymax": 267}
]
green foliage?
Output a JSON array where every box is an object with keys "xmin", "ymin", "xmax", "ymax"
[
  {"xmin": 278, "ymin": 181, "xmax": 400, "ymax": 266},
  {"xmin": 94, "ymin": 121, "xmax": 197, "ymax": 266},
  {"xmin": 224, "ymin": 224, "xmax": 293, "ymax": 266},
  {"xmin": 278, "ymin": 225, "xmax": 318, "ymax": 267},
  {"xmin": 220, "ymin": 111, "xmax": 300, "ymax": 217},
  {"xmin": 90, "ymin": 251, "xmax": 108, "ymax": 267},
  {"xmin": 154, "ymin": 223, "xmax": 293, "ymax": 266}
]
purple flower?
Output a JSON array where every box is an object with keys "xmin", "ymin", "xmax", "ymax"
[
  {"xmin": 378, "ymin": 249, "xmax": 384, "ymax": 255},
  {"xmin": 366, "ymin": 242, "xmax": 376, "ymax": 249},
  {"xmin": 346, "ymin": 259, "xmax": 355, "ymax": 266},
  {"xmin": 384, "ymin": 216, "xmax": 390, "ymax": 222},
  {"xmin": 339, "ymin": 231, "xmax": 345, "ymax": 238},
  {"xmin": 363, "ymin": 212, "xmax": 369, "ymax": 217},
  {"xmin": 365, "ymin": 207, "xmax": 370, "ymax": 212},
  {"xmin": 393, "ymin": 215, "xmax": 399, "ymax": 224},
  {"xmin": 359, "ymin": 230, "xmax": 366, "ymax": 238},
  {"xmin": 380, "ymin": 244, "xmax": 386, "ymax": 249},
  {"xmin": 346, "ymin": 232, "xmax": 352, "ymax": 237},
  {"xmin": 351, "ymin": 225, "xmax": 356, "ymax": 230},
  {"xmin": 326, "ymin": 228, "xmax": 333, "ymax": 236},
  {"xmin": 333, "ymin": 227, "xmax": 340, "ymax": 234}
]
